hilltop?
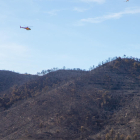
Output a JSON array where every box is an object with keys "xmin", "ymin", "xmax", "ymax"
[
  {"xmin": 0, "ymin": 70, "xmax": 38, "ymax": 94},
  {"xmin": 0, "ymin": 57, "xmax": 140, "ymax": 140}
]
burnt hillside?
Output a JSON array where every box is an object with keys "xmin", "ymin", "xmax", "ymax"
[
  {"xmin": 0, "ymin": 70, "xmax": 88, "ymax": 109},
  {"xmin": 0, "ymin": 57, "xmax": 140, "ymax": 140},
  {"xmin": 0, "ymin": 70, "xmax": 38, "ymax": 95}
]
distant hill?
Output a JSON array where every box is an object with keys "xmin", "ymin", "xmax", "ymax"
[
  {"xmin": 0, "ymin": 70, "xmax": 38, "ymax": 95},
  {"xmin": 0, "ymin": 57, "xmax": 140, "ymax": 140}
]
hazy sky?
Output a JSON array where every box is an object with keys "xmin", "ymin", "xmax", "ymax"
[{"xmin": 0, "ymin": 0, "xmax": 140, "ymax": 74}]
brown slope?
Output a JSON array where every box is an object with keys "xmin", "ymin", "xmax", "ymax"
[
  {"xmin": 0, "ymin": 70, "xmax": 88, "ymax": 109},
  {"xmin": 0, "ymin": 70, "xmax": 38, "ymax": 96},
  {"xmin": 0, "ymin": 58, "xmax": 140, "ymax": 140}
]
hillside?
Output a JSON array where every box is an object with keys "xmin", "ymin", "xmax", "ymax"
[
  {"xmin": 0, "ymin": 57, "xmax": 140, "ymax": 140},
  {"xmin": 0, "ymin": 70, "xmax": 38, "ymax": 90},
  {"xmin": 0, "ymin": 70, "xmax": 38, "ymax": 96}
]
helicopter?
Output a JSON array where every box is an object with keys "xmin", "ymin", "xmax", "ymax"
[{"xmin": 20, "ymin": 26, "xmax": 31, "ymax": 30}]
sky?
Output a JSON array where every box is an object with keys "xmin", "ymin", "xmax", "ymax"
[{"xmin": 0, "ymin": 0, "xmax": 140, "ymax": 75}]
